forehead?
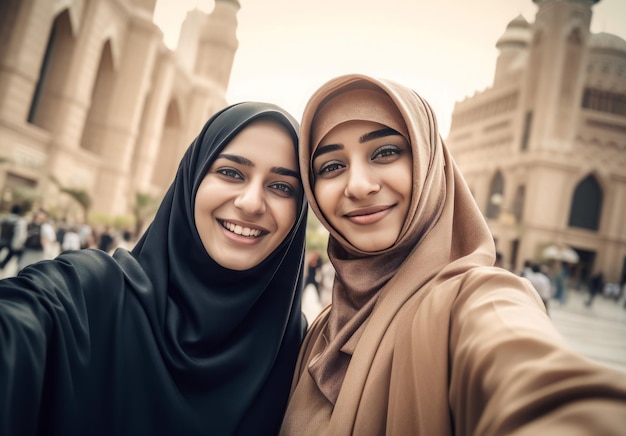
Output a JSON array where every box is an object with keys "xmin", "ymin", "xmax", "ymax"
[
  {"xmin": 222, "ymin": 119, "xmax": 297, "ymax": 163},
  {"xmin": 320, "ymin": 120, "xmax": 396, "ymax": 144},
  {"xmin": 309, "ymin": 87, "xmax": 409, "ymax": 150}
]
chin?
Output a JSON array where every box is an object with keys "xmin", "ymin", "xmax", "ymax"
[
  {"xmin": 353, "ymin": 239, "xmax": 395, "ymax": 253},
  {"xmin": 213, "ymin": 256, "xmax": 256, "ymax": 271}
]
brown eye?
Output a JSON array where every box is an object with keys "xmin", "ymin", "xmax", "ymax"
[
  {"xmin": 216, "ymin": 167, "xmax": 243, "ymax": 180},
  {"xmin": 269, "ymin": 182, "xmax": 297, "ymax": 197},
  {"xmin": 372, "ymin": 145, "xmax": 403, "ymax": 161},
  {"xmin": 316, "ymin": 161, "xmax": 345, "ymax": 176}
]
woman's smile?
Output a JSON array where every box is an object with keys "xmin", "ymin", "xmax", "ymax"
[
  {"xmin": 220, "ymin": 219, "xmax": 265, "ymax": 238},
  {"xmin": 219, "ymin": 219, "xmax": 268, "ymax": 245},
  {"xmin": 344, "ymin": 205, "xmax": 394, "ymax": 225}
]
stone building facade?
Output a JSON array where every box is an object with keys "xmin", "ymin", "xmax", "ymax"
[
  {"xmin": 0, "ymin": 0, "xmax": 240, "ymax": 218},
  {"xmin": 446, "ymin": 0, "xmax": 626, "ymax": 284}
]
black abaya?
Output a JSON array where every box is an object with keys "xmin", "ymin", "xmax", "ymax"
[{"xmin": 0, "ymin": 102, "xmax": 308, "ymax": 435}]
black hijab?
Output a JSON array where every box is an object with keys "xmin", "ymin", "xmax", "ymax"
[{"xmin": 0, "ymin": 102, "xmax": 308, "ymax": 435}]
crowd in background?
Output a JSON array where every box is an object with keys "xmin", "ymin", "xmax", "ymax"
[
  {"xmin": 301, "ymin": 250, "xmax": 334, "ymax": 324},
  {"xmin": 2, "ymin": 203, "xmax": 625, "ymax": 315},
  {"xmin": 0, "ymin": 204, "xmax": 136, "ymax": 278},
  {"xmin": 516, "ymin": 256, "xmax": 626, "ymax": 313},
  {"xmin": 301, "ymin": 248, "xmax": 626, "ymax": 323}
]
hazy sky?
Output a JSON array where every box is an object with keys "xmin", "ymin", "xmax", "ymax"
[{"xmin": 153, "ymin": 0, "xmax": 626, "ymax": 136}]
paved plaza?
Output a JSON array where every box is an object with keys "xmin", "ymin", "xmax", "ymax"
[{"xmin": 549, "ymin": 288, "xmax": 626, "ymax": 375}]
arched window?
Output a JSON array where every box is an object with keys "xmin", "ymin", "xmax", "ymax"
[
  {"xmin": 568, "ymin": 175, "xmax": 602, "ymax": 231},
  {"xmin": 28, "ymin": 9, "xmax": 76, "ymax": 128},
  {"xmin": 486, "ymin": 171, "xmax": 504, "ymax": 219},
  {"xmin": 80, "ymin": 40, "xmax": 115, "ymax": 154}
]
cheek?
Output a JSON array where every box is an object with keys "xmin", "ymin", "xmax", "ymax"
[
  {"xmin": 194, "ymin": 186, "xmax": 210, "ymax": 221},
  {"xmin": 194, "ymin": 181, "xmax": 222, "ymax": 229},
  {"xmin": 276, "ymin": 199, "xmax": 298, "ymax": 236},
  {"xmin": 391, "ymin": 160, "xmax": 413, "ymax": 197},
  {"xmin": 193, "ymin": 192, "xmax": 203, "ymax": 229},
  {"xmin": 313, "ymin": 182, "xmax": 336, "ymax": 217}
]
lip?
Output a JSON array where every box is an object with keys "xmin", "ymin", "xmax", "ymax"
[
  {"xmin": 218, "ymin": 219, "xmax": 268, "ymax": 245},
  {"xmin": 344, "ymin": 205, "xmax": 394, "ymax": 225}
]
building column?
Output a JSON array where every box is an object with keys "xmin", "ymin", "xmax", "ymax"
[
  {"xmin": 0, "ymin": 0, "xmax": 54, "ymax": 124},
  {"xmin": 90, "ymin": 15, "xmax": 161, "ymax": 215},
  {"xmin": 131, "ymin": 50, "xmax": 176, "ymax": 195}
]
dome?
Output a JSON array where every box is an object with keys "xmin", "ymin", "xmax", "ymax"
[
  {"xmin": 215, "ymin": 0, "xmax": 241, "ymax": 8},
  {"xmin": 507, "ymin": 14, "xmax": 531, "ymax": 30},
  {"xmin": 589, "ymin": 32, "xmax": 626, "ymax": 54},
  {"xmin": 496, "ymin": 15, "xmax": 531, "ymax": 49},
  {"xmin": 533, "ymin": 0, "xmax": 600, "ymax": 5}
]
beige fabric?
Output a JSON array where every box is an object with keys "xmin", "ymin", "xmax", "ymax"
[
  {"xmin": 281, "ymin": 74, "xmax": 626, "ymax": 435},
  {"xmin": 311, "ymin": 87, "xmax": 409, "ymax": 148}
]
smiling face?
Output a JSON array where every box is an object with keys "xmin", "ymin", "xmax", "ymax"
[
  {"xmin": 312, "ymin": 120, "xmax": 413, "ymax": 252},
  {"xmin": 194, "ymin": 119, "xmax": 300, "ymax": 270}
]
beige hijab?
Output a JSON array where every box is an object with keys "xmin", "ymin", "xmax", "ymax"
[{"xmin": 299, "ymin": 74, "xmax": 496, "ymax": 404}]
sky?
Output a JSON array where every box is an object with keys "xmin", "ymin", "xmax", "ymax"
[{"xmin": 153, "ymin": 0, "xmax": 626, "ymax": 137}]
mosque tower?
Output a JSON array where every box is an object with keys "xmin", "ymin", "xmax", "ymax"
[
  {"xmin": 446, "ymin": 0, "xmax": 626, "ymax": 282},
  {"xmin": 520, "ymin": 0, "xmax": 601, "ymax": 149},
  {"xmin": 494, "ymin": 15, "xmax": 531, "ymax": 87},
  {"xmin": 196, "ymin": 0, "xmax": 240, "ymax": 90},
  {"xmin": 129, "ymin": 0, "xmax": 157, "ymax": 13},
  {"xmin": 177, "ymin": 0, "xmax": 239, "ymax": 91}
]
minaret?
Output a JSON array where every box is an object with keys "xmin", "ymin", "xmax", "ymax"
[
  {"xmin": 130, "ymin": 0, "xmax": 157, "ymax": 14},
  {"xmin": 195, "ymin": 0, "xmax": 240, "ymax": 90},
  {"xmin": 177, "ymin": 8, "xmax": 207, "ymax": 72},
  {"xmin": 494, "ymin": 14, "xmax": 531, "ymax": 86},
  {"xmin": 521, "ymin": 0, "xmax": 600, "ymax": 150}
]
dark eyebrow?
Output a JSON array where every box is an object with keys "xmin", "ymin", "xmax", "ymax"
[
  {"xmin": 272, "ymin": 167, "xmax": 299, "ymax": 179},
  {"xmin": 218, "ymin": 153, "xmax": 299, "ymax": 179},
  {"xmin": 218, "ymin": 154, "xmax": 253, "ymax": 167},
  {"xmin": 312, "ymin": 143, "xmax": 343, "ymax": 161},
  {"xmin": 359, "ymin": 127, "xmax": 403, "ymax": 143}
]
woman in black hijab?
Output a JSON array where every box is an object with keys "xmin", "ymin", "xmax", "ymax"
[{"xmin": 0, "ymin": 102, "xmax": 308, "ymax": 435}]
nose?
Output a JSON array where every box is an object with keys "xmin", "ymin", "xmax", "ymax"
[
  {"xmin": 344, "ymin": 162, "xmax": 381, "ymax": 199},
  {"xmin": 234, "ymin": 181, "xmax": 266, "ymax": 215}
]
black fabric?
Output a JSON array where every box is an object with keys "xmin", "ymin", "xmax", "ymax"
[{"xmin": 0, "ymin": 102, "xmax": 308, "ymax": 436}]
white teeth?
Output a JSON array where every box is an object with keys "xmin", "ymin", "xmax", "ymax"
[{"xmin": 222, "ymin": 221, "xmax": 262, "ymax": 238}]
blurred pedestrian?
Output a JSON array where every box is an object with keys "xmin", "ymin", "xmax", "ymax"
[
  {"xmin": 97, "ymin": 225, "xmax": 115, "ymax": 253},
  {"xmin": 526, "ymin": 263, "xmax": 552, "ymax": 315},
  {"xmin": 18, "ymin": 208, "xmax": 57, "ymax": 271},
  {"xmin": 318, "ymin": 260, "xmax": 335, "ymax": 308},
  {"xmin": 585, "ymin": 272, "xmax": 604, "ymax": 307},
  {"xmin": 552, "ymin": 262, "xmax": 570, "ymax": 305},
  {"xmin": 520, "ymin": 259, "xmax": 532, "ymax": 278},
  {"xmin": 495, "ymin": 251, "xmax": 504, "ymax": 268},
  {"xmin": 60, "ymin": 225, "xmax": 81, "ymax": 253},
  {"xmin": 304, "ymin": 250, "xmax": 323, "ymax": 292},
  {"xmin": 111, "ymin": 229, "xmax": 135, "ymax": 252},
  {"xmin": 0, "ymin": 204, "xmax": 27, "ymax": 272}
]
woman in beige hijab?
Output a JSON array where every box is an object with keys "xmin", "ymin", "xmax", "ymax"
[{"xmin": 280, "ymin": 74, "xmax": 626, "ymax": 435}]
